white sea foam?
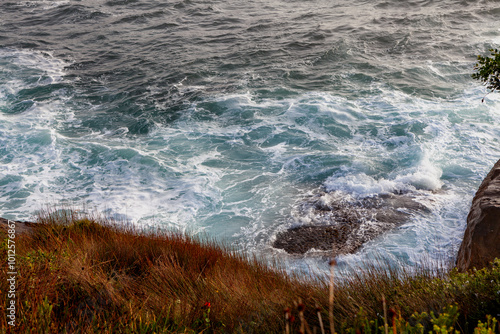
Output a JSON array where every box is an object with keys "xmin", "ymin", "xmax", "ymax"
[
  {"xmin": 2, "ymin": 47, "xmax": 500, "ymax": 275},
  {"xmin": 14, "ymin": 1, "xmax": 70, "ymax": 11},
  {"xmin": 0, "ymin": 49, "xmax": 67, "ymax": 83}
]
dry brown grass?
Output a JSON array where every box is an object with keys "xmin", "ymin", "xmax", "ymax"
[{"xmin": 1, "ymin": 212, "xmax": 329, "ymax": 333}]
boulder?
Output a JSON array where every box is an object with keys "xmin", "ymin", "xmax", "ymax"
[{"xmin": 456, "ymin": 159, "xmax": 500, "ymax": 272}]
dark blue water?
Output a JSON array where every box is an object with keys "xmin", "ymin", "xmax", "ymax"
[{"xmin": 1, "ymin": 0, "xmax": 500, "ymax": 272}]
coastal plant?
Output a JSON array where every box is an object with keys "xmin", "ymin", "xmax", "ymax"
[
  {"xmin": 474, "ymin": 316, "xmax": 497, "ymax": 334},
  {"xmin": 193, "ymin": 301, "xmax": 212, "ymax": 330},
  {"xmin": 429, "ymin": 304, "xmax": 460, "ymax": 334},
  {"xmin": 472, "ymin": 48, "xmax": 500, "ymax": 99}
]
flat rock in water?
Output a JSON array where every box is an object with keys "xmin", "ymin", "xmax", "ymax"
[{"xmin": 273, "ymin": 192, "xmax": 430, "ymax": 255}]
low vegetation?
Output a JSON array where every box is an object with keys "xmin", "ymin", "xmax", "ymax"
[
  {"xmin": 1, "ymin": 210, "xmax": 499, "ymax": 333},
  {"xmin": 472, "ymin": 48, "xmax": 500, "ymax": 94}
]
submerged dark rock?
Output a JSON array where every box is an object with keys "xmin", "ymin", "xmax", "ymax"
[
  {"xmin": 273, "ymin": 191, "xmax": 430, "ymax": 255},
  {"xmin": 273, "ymin": 224, "xmax": 353, "ymax": 255},
  {"xmin": 456, "ymin": 159, "xmax": 500, "ymax": 272}
]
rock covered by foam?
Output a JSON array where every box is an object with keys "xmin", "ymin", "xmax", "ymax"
[
  {"xmin": 272, "ymin": 191, "xmax": 430, "ymax": 255},
  {"xmin": 456, "ymin": 159, "xmax": 500, "ymax": 272}
]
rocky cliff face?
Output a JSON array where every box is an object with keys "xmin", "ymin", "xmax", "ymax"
[{"xmin": 456, "ymin": 159, "xmax": 500, "ymax": 272}]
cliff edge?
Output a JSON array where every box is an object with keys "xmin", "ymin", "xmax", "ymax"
[{"xmin": 456, "ymin": 158, "xmax": 500, "ymax": 272}]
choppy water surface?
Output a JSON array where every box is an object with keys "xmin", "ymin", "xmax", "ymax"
[{"xmin": 1, "ymin": 0, "xmax": 500, "ymax": 273}]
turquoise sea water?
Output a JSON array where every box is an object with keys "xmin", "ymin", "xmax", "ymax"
[{"xmin": 1, "ymin": 0, "xmax": 499, "ymax": 273}]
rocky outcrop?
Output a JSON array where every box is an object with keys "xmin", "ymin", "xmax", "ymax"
[
  {"xmin": 456, "ymin": 159, "xmax": 500, "ymax": 272},
  {"xmin": 273, "ymin": 191, "xmax": 429, "ymax": 255},
  {"xmin": 0, "ymin": 217, "xmax": 35, "ymax": 235}
]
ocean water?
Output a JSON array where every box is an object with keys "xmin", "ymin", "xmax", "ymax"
[{"xmin": 1, "ymin": 0, "xmax": 499, "ymax": 274}]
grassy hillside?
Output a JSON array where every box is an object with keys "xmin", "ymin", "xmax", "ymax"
[{"xmin": 1, "ymin": 211, "xmax": 499, "ymax": 333}]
